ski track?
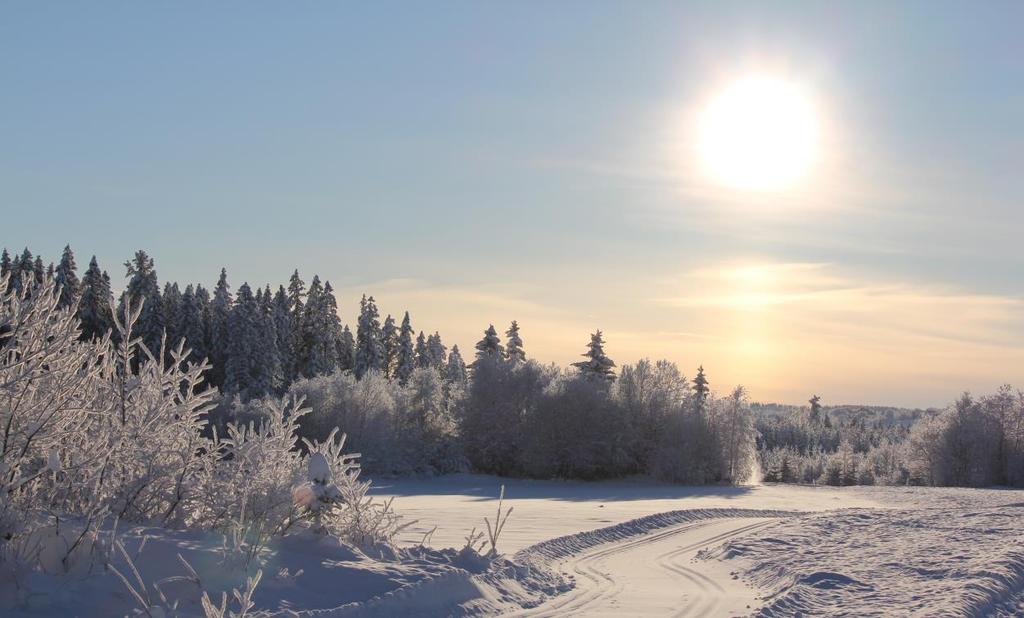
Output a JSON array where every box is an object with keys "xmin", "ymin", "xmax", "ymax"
[{"xmin": 508, "ymin": 512, "xmax": 785, "ymax": 617}]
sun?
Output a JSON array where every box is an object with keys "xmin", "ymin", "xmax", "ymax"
[{"xmin": 697, "ymin": 76, "xmax": 819, "ymax": 192}]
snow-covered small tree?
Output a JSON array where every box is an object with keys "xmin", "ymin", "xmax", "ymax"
[
  {"xmin": 445, "ymin": 344, "xmax": 467, "ymax": 384},
  {"xmin": 473, "ymin": 325, "xmax": 504, "ymax": 366},
  {"xmin": 395, "ymin": 312, "xmax": 416, "ymax": 385},
  {"xmin": 415, "ymin": 331, "xmax": 430, "ymax": 369},
  {"xmin": 77, "ymin": 255, "xmax": 113, "ymax": 341},
  {"xmin": 338, "ymin": 325, "xmax": 355, "ymax": 372},
  {"xmin": 504, "ymin": 321, "xmax": 525, "ymax": 364},
  {"xmin": 53, "ymin": 244, "xmax": 80, "ymax": 310},
  {"xmin": 381, "ymin": 314, "xmax": 398, "ymax": 378},
  {"xmin": 572, "ymin": 330, "xmax": 616, "ymax": 382},
  {"xmin": 354, "ymin": 294, "xmax": 385, "ymax": 379}
]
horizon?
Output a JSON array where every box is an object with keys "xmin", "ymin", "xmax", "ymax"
[{"xmin": 4, "ymin": 2, "xmax": 1023, "ymax": 409}]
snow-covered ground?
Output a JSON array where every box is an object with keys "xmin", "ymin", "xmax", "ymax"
[
  {"xmin": 370, "ymin": 475, "xmax": 1024, "ymax": 617},
  {"xmin": 371, "ymin": 473, "xmax": 885, "ymax": 553},
  {"xmin": 8, "ymin": 476, "xmax": 1024, "ymax": 616}
]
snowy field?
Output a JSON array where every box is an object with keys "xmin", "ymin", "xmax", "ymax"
[{"xmin": 367, "ymin": 475, "xmax": 1024, "ymax": 616}]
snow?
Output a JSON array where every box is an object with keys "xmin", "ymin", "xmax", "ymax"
[
  {"xmin": 371, "ymin": 473, "xmax": 884, "ymax": 552},
  {"xmin": 6, "ymin": 475, "xmax": 1024, "ymax": 616}
]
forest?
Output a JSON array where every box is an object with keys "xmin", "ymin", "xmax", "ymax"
[{"xmin": 3, "ymin": 245, "xmax": 1023, "ymax": 490}]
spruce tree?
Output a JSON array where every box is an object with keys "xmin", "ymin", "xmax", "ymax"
[
  {"xmin": 179, "ymin": 284, "xmax": 207, "ymax": 364},
  {"xmin": 354, "ymin": 294, "xmax": 384, "ymax": 379},
  {"xmin": 0, "ymin": 249, "xmax": 11, "ymax": 284},
  {"xmin": 572, "ymin": 330, "xmax": 616, "ymax": 381},
  {"xmin": 195, "ymin": 284, "xmax": 212, "ymax": 361},
  {"xmin": 693, "ymin": 365, "xmax": 710, "ymax": 411},
  {"xmin": 78, "ymin": 256, "xmax": 114, "ymax": 341},
  {"xmin": 162, "ymin": 282, "xmax": 183, "ymax": 350},
  {"xmin": 338, "ymin": 325, "xmax": 355, "ymax": 372},
  {"xmin": 120, "ymin": 250, "xmax": 165, "ymax": 355},
  {"xmin": 505, "ymin": 320, "xmax": 525, "ymax": 364},
  {"xmin": 287, "ymin": 270, "xmax": 307, "ymax": 378},
  {"xmin": 474, "ymin": 324, "xmax": 504, "ymax": 364},
  {"xmin": 33, "ymin": 256, "xmax": 45, "ymax": 285},
  {"xmin": 381, "ymin": 314, "xmax": 398, "ymax": 378},
  {"xmin": 208, "ymin": 268, "xmax": 233, "ymax": 387},
  {"xmin": 427, "ymin": 331, "xmax": 447, "ymax": 372},
  {"xmin": 272, "ymin": 285, "xmax": 293, "ymax": 380},
  {"xmin": 415, "ymin": 331, "xmax": 430, "ymax": 369},
  {"xmin": 14, "ymin": 248, "xmax": 34, "ymax": 294},
  {"xmin": 54, "ymin": 245, "xmax": 80, "ymax": 310},
  {"xmin": 224, "ymin": 283, "xmax": 260, "ymax": 397},
  {"xmin": 446, "ymin": 344, "xmax": 467, "ymax": 384},
  {"xmin": 395, "ymin": 311, "xmax": 416, "ymax": 384}
]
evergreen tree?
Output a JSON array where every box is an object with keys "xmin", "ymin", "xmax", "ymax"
[
  {"xmin": 208, "ymin": 268, "xmax": 233, "ymax": 387},
  {"xmin": 162, "ymin": 282, "xmax": 183, "ymax": 349},
  {"xmin": 572, "ymin": 330, "xmax": 616, "ymax": 381},
  {"xmin": 54, "ymin": 245, "xmax": 80, "ymax": 310},
  {"xmin": 338, "ymin": 325, "xmax": 355, "ymax": 372},
  {"xmin": 14, "ymin": 248, "xmax": 34, "ymax": 294},
  {"xmin": 446, "ymin": 344, "xmax": 467, "ymax": 384},
  {"xmin": 224, "ymin": 282, "xmax": 279, "ymax": 398},
  {"xmin": 693, "ymin": 365, "xmax": 710, "ymax": 411},
  {"xmin": 809, "ymin": 394, "xmax": 824, "ymax": 425},
  {"xmin": 381, "ymin": 314, "xmax": 398, "ymax": 378},
  {"xmin": 195, "ymin": 284, "xmax": 212, "ymax": 361},
  {"xmin": 473, "ymin": 324, "xmax": 504, "ymax": 365},
  {"xmin": 427, "ymin": 331, "xmax": 447, "ymax": 372},
  {"xmin": 505, "ymin": 320, "xmax": 525, "ymax": 364},
  {"xmin": 33, "ymin": 256, "xmax": 45, "ymax": 285},
  {"xmin": 354, "ymin": 294, "xmax": 384, "ymax": 378},
  {"xmin": 179, "ymin": 284, "xmax": 207, "ymax": 364},
  {"xmin": 261, "ymin": 284, "xmax": 285, "ymax": 391},
  {"xmin": 288, "ymin": 271, "xmax": 308, "ymax": 377},
  {"xmin": 120, "ymin": 250, "xmax": 164, "ymax": 355},
  {"xmin": 78, "ymin": 256, "xmax": 114, "ymax": 341},
  {"xmin": 0, "ymin": 248, "xmax": 11, "ymax": 285},
  {"xmin": 415, "ymin": 331, "xmax": 430, "ymax": 369},
  {"xmin": 395, "ymin": 311, "xmax": 416, "ymax": 384},
  {"xmin": 272, "ymin": 285, "xmax": 294, "ymax": 380}
]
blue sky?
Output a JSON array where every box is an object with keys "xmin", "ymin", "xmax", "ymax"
[{"xmin": 3, "ymin": 2, "xmax": 1023, "ymax": 406}]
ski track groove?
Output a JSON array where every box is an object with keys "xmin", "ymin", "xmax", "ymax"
[{"xmin": 511, "ymin": 514, "xmax": 785, "ymax": 617}]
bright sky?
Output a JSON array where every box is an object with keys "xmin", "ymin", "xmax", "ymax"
[{"xmin": 3, "ymin": 2, "xmax": 1023, "ymax": 407}]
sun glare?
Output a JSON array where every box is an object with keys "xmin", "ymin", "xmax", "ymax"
[{"xmin": 698, "ymin": 76, "xmax": 819, "ymax": 191}]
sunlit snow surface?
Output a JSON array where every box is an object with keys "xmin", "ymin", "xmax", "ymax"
[{"xmin": 6, "ymin": 476, "xmax": 1023, "ymax": 616}]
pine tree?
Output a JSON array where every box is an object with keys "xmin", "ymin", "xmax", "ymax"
[
  {"xmin": 208, "ymin": 268, "xmax": 233, "ymax": 387},
  {"xmin": 446, "ymin": 344, "xmax": 467, "ymax": 384},
  {"xmin": 354, "ymin": 294, "xmax": 384, "ymax": 379},
  {"xmin": 693, "ymin": 365, "xmax": 710, "ymax": 411},
  {"xmin": 572, "ymin": 330, "xmax": 616, "ymax": 381},
  {"xmin": 427, "ymin": 331, "xmax": 447, "ymax": 372},
  {"xmin": 505, "ymin": 320, "xmax": 525, "ymax": 364},
  {"xmin": 261, "ymin": 284, "xmax": 285, "ymax": 391},
  {"xmin": 338, "ymin": 325, "xmax": 355, "ymax": 372},
  {"xmin": 54, "ymin": 245, "xmax": 80, "ymax": 310},
  {"xmin": 381, "ymin": 314, "xmax": 398, "ymax": 378},
  {"xmin": 78, "ymin": 256, "xmax": 114, "ymax": 341},
  {"xmin": 415, "ymin": 331, "xmax": 430, "ymax": 369},
  {"xmin": 320, "ymin": 281, "xmax": 344, "ymax": 372},
  {"xmin": 474, "ymin": 325, "xmax": 504, "ymax": 364},
  {"xmin": 120, "ymin": 250, "xmax": 165, "ymax": 355},
  {"xmin": 395, "ymin": 311, "xmax": 416, "ymax": 384},
  {"xmin": 195, "ymin": 284, "xmax": 212, "ymax": 361}
]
